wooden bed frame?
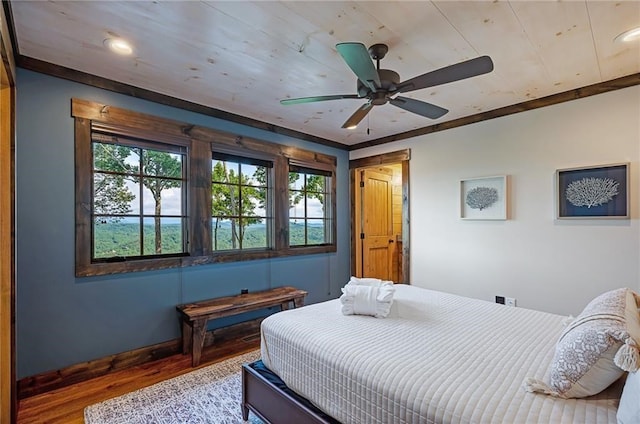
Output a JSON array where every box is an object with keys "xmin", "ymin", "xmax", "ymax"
[{"xmin": 241, "ymin": 361, "xmax": 340, "ymax": 424}]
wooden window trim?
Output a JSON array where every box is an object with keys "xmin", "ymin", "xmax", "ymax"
[{"xmin": 73, "ymin": 98, "xmax": 336, "ymax": 277}]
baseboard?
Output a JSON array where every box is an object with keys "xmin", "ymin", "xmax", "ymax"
[{"xmin": 17, "ymin": 318, "xmax": 263, "ymax": 399}]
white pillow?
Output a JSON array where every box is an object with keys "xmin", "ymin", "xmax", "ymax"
[
  {"xmin": 348, "ymin": 276, "xmax": 393, "ymax": 286},
  {"xmin": 525, "ymin": 288, "xmax": 640, "ymax": 398},
  {"xmin": 617, "ymin": 371, "xmax": 640, "ymax": 424},
  {"xmin": 340, "ymin": 283, "xmax": 395, "ymax": 318}
]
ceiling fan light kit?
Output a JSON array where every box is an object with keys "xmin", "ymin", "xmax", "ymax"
[
  {"xmin": 614, "ymin": 26, "xmax": 640, "ymax": 43},
  {"xmin": 281, "ymin": 42, "xmax": 494, "ymax": 130}
]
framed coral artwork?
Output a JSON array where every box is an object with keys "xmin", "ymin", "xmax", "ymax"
[
  {"xmin": 460, "ymin": 175, "xmax": 508, "ymax": 220},
  {"xmin": 556, "ymin": 163, "xmax": 629, "ymax": 219}
]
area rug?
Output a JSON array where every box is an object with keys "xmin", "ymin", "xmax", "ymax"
[{"xmin": 84, "ymin": 350, "xmax": 263, "ymax": 424}]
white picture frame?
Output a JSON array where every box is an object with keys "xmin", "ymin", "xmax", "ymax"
[{"xmin": 460, "ymin": 175, "xmax": 508, "ymax": 220}]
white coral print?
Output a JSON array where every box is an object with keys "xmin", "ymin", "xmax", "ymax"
[
  {"xmin": 466, "ymin": 186, "xmax": 498, "ymax": 211},
  {"xmin": 565, "ymin": 177, "xmax": 619, "ymax": 208}
]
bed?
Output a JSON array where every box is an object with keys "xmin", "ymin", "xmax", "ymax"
[{"xmin": 241, "ymin": 284, "xmax": 629, "ymax": 424}]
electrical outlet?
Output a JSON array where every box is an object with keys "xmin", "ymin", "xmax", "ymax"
[
  {"xmin": 495, "ymin": 296, "xmax": 505, "ymax": 305},
  {"xmin": 505, "ymin": 297, "xmax": 516, "ymax": 307}
]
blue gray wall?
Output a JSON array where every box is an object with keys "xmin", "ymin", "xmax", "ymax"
[{"xmin": 16, "ymin": 68, "xmax": 351, "ymax": 378}]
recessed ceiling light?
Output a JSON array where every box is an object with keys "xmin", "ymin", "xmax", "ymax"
[
  {"xmin": 345, "ymin": 125, "xmax": 358, "ymax": 130},
  {"xmin": 104, "ymin": 38, "xmax": 133, "ymax": 55},
  {"xmin": 614, "ymin": 26, "xmax": 640, "ymax": 43}
]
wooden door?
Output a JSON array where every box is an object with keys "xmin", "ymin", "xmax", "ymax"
[
  {"xmin": 360, "ymin": 169, "xmax": 393, "ymax": 280},
  {"xmin": 1, "ymin": 10, "xmax": 16, "ymax": 421}
]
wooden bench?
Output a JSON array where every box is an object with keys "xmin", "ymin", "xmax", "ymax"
[{"xmin": 176, "ymin": 286, "xmax": 307, "ymax": 367}]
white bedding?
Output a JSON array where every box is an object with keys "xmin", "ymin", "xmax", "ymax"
[{"xmin": 260, "ymin": 284, "xmax": 622, "ymax": 424}]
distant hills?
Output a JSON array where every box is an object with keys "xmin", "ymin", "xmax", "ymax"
[{"xmin": 94, "ymin": 222, "xmax": 327, "ymax": 258}]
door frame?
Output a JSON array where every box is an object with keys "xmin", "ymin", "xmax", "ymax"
[
  {"xmin": 350, "ymin": 149, "xmax": 410, "ymax": 283},
  {"xmin": 0, "ymin": 2, "xmax": 16, "ymax": 421}
]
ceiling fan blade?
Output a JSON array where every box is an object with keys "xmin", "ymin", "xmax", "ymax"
[
  {"xmin": 395, "ymin": 56, "xmax": 494, "ymax": 94},
  {"xmin": 336, "ymin": 42, "xmax": 381, "ymax": 92},
  {"xmin": 341, "ymin": 102, "xmax": 374, "ymax": 129},
  {"xmin": 280, "ymin": 94, "xmax": 361, "ymax": 105},
  {"xmin": 390, "ymin": 96, "xmax": 448, "ymax": 119}
]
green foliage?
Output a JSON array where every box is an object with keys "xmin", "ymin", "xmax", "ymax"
[
  {"xmin": 94, "ymin": 222, "xmax": 183, "ymax": 258},
  {"xmin": 94, "ymin": 222, "xmax": 326, "ymax": 258},
  {"xmin": 93, "ymin": 174, "xmax": 135, "ymax": 222},
  {"xmin": 288, "ymin": 222, "xmax": 327, "ymax": 246}
]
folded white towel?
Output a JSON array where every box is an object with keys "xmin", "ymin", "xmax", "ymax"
[
  {"xmin": 348, "ymin": 276, "xmax": 393, "ymax": 286},
  {"xmin": 340, "ymin": 282, "xmax": 395, "ymax": 318}
]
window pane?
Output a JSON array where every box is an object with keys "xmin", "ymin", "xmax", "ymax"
[
  {"xmin": 289, "ymin": 173, "xmax": 304, "ymax": 190},
  {"xmin": 241, "ymin": 186, "xmax": 266, "ymax": 218},
  {"xmin": 243, "ymin": 219, "xmax": 269, "ymax": 249},
  {"xmin": 93, "ymin": 173, "xmax": 138, "ymax": 216},
  {"xmin": 93, "ymin": 219, "xmax": 140, "ymax": 258},
  {"xmin": 142, "ymin": 179, "xmax": 183, "ymax": 215},
  {"xmin": 142, "ymin": 150, "xmax": 183, "ymax": 178},
  {"xmin": 250, "ymin": 187, "xmax": 268, "ymax": 217},
  {"xmin": 227, "ymin": 185, "xmax": 240, "ymax": 216},
  {"xmin": 212, "ymin": 218, "xmax": 235, "ymax": 251},
  {"xmin": 289, "ymin": 219, "xmax": 305, "ymax": 246},
  {"xmin": 241, "ymin": 163, "xmax": 263, "ymax": 186},
  {"xmin": 93, "ymin": 143, "xmax": 137, "ymax": 174},
  {"xmin": 289, "ymin": 190, "xmax": 304, "ymax": 218},
  {"xmin": 306, "ymin": 174, "xmax": 326, "ymax": 194},
  {"xmin": 143, "ymin": 217, "xmax": 184, "ymax": 255},
  {"xmin": 212, "ymin": 160, "xmax": 239, "ymax": 181},
  {"xmin": 306, "ymin": 219, "xmax": 326, "ymax": 245},
  {"xmin": 306, "ymin": 195, "xmax": 324, "ymax": 218}
]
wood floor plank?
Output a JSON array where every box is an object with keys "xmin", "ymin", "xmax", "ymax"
[{"xmin": 17, "ymin": 331, "xmax": 260, "ymax": 423}]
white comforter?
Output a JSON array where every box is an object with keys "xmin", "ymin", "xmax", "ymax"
[{"xmin": 260, "ymin": 284, "xmax": 621, "ymax": 424}]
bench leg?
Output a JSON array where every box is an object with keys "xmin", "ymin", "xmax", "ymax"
[
  {"xmin": 181, "ymin": 319, "xmax": 192, "ymax": 355},
  {"xmin": 280, "ymin": 296, "xmax": 305, "ymax": 311},
  {"xmin": 191, "ymin": 319, "xmax": 207, "ymax": 367}
]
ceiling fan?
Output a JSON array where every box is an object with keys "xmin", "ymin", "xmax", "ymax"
[{"xmin": 281, "ymin": 42, "xmax": 494, "ymax": 129}]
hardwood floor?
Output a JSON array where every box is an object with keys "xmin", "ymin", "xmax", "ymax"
[{"xmin": 17, "ymin": 328, "xmax": 260, "ymax": 423}]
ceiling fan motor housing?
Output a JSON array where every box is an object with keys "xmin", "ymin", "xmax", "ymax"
[{"xmin": 357, "ymin": 69, "xmax": 400, "ymax": 104}]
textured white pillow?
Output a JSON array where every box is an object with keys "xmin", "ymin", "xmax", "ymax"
[
  {"xmin": 340, "ymin": 283, "xmax": 395, "ymax": 318},
  {"xmin": 617, "ymin": 371, "xmax": 640, "ymax": 424},
  {"xmin": 347, "ymin": 276, "xmax": 393, "ymax": 286},
  {"xmin": 525, "ymin": 288, "xmax": 640, "ymax": 398}
]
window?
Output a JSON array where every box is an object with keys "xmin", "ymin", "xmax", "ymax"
[
  {"xmin": 211, "ymin": 153, "xmax": 272, "ymax": 251},
  {"xmin": 92, "ymin": 135, "xmax": 187, "ymax": 260},
  {"xmin": 73, "ymin": 98, "xmax": 336, "ymax": 276},
  {"xmin": 289, "ymin": 166, "xmax": 332, "ymax": 247}
]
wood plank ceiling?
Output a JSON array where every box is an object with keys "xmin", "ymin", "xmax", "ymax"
[{"xmin": 8, "ymin": 1, "xmax": 640, "ymax": 147}]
